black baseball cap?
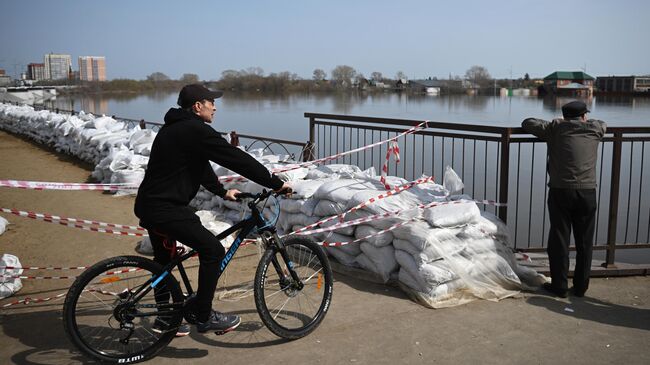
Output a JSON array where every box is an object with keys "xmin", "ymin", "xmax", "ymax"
[
  {"xmin": 562, "ymin": 101, "xmax": 590, "ymax": 119},
  {"xmin": 177, "ymin": 84, "xmax": 224, "ymax": 108}
]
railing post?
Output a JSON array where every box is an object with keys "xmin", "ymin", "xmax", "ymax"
[
  {"xmin": 498, "ymin": 129, "xmax": 511, "ymax": 224},
  {"xmin": 229, "ymin": 131, "xmax": 240, "ymax": 147},
  {"xmin": 604, "ymin": 131, "xmax": 622, "ymax": 268},
  {"xmin": 308, "ymin": 116, "xmax": 315, "ymax": 146}
]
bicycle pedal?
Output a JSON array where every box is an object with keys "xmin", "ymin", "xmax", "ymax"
[{"xmin": 214, "ymin": 328, "xmax": 235, "ymax": 336}]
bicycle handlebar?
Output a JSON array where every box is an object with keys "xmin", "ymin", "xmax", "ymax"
[{"xmin": 235, "ymin": 188, "xmax": 293, "ymax": 204}]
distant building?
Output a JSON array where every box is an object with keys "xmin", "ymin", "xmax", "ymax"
[
  {"xmin": 78, "ymin": 56, "xmax": 106, "ymax": 81},
  {"xmin": 27, "ymin": 63, "xmax": 46, "ymax": 81},
  {"xmin": 44, "ymin": 53, "xmax": 72, "ymax": 80},
  {"xmin": 596, "ymin": 75, "xmax": 650, "ymax": 93},
  {"xmin": 0, "ymin": 75, "xmax": 12, "ymax": 86},
  {"xmin": 0, "ymin": 69, "xmax": 5, "ymax": 75},
  {"xmin": 409, "ymin": 79, "xmax": 445, "ymax": 94},
  {"xmin": 542, "ymin": 71, "xmax": 594, "ymax": 96}
]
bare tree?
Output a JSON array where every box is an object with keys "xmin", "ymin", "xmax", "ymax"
[
  {"xmin": 313, "ymin": 68, "xmax": 327, "ymax": 81},
  {"xmin": 180, "ymin": 73, "xmax": 199, "ymax": 84},
  {"xmin": 464, "ymin": 65, "xmax": 491, "ymax": 87},
  {"xmin": 243, "ymin": 67, "xmax": 264, "ymax": 76},
  {"xmin": 371, "ymin": 71, "xmax": 383, "ymax": 82},
  {"xmin": 146, "ymin": 72, "xmax": 170, "ymax": 82},
  {"xmin": 331, "ymin": 65, "xmax": 357, "ymax": 88},
  {"xmin": 395, "ymin": 71, "xmax": 407, "ymax": 81}
]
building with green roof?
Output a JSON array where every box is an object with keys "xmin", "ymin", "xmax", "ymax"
[{"xmin": 542, "ymin": 71, "xmax": 594, "ymax": 96}]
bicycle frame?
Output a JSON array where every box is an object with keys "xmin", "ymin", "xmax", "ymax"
[{"xmin": 123, "ymin": 196, "xmax": 301, "ymax": 315}]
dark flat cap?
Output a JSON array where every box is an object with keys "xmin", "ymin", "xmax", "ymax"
[
  {"xmin": 177, "ymin": 84, "xmax": 223, "ymax": 108},
  {"xmin": 562, "ymin": 101, "xmax": 590, "ymax": 119}
]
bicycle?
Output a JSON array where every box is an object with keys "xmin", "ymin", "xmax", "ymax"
[{"xmin": 62, "ymin": 189, "xmax": 333, "ymax": 364}]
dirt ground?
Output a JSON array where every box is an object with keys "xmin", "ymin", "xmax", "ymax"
[{"xmin": 0, "ymin": 129, "xmax": 649, "ymax": 365}]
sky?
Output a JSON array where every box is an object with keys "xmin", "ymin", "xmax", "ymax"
[{"xmin": 1, "ymin": 0, "xmax": 649, "ymax": 81}]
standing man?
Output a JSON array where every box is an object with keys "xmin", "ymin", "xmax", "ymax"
[
  {"xmin": 135, "ymin": 84, "xmax": 290, "ymax": 335},
  {"xmin": 522, "ymin": 101, "xmax": 606, "ymax": 298}
]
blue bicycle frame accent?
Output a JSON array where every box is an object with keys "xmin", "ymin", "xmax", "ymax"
[{"xmin": 150, "ymin": 270, "xmax": 169, "ymax": 288}]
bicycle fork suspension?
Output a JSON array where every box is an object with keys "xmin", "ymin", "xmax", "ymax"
[{"xmin": 262, "ymin": 232, "xmax": 304, "ymax": 290}]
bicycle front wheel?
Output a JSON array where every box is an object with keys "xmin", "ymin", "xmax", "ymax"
[
  {"xmin": 254, "ymin": 236, "xmax": 333, "ymax": 339},
  {"xmin": 63, "ymin": 256, "xmax": 184, "ymax": 364}
]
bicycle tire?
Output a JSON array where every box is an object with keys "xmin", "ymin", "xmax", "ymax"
[
  {"xmin": 63, "ymin": 256, "xmax": 184, "ymax": 364},
  {"xmin": 254, "ymin": 236, "xmax": 333, "ymax": 339}
]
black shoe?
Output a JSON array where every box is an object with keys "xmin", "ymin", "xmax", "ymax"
[
  {"xmin": 542, "ymin": 282, "xmax": 568, "ymax": 298},
  {"xmin": 152, "ymin": 317, "xmax": 191, "ymax": 337},
  {"xmin": 196, "ymin": 310, "xmax": 241, "ymax": 334}
]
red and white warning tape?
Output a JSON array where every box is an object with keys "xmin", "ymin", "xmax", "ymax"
[
  {"xmin": 0, "ymin": 265, "xmax": 88, "ymax": 271},
  {"xmin": 296, "ymin": 199, "xmax": 506, "ymax": 239},
  {"xmin": 0, "ymin": 180, "xmax": 139, "ymax": 191},
  {"xmin": 287, "ymin": 175, "xmax": 436, "ymax": 237},
  {"xmin": 218, "ymin": 121, "xmax": 429, "ymax": 183},
  {"xmin": 1, "ymin": 275, "xmax": 76, "ymax": 280},
  {"xmin": 0, "ymin": 287, "xmax": 122, "ymax": 308},
  {"xmin": 2, "ymin": 292, "xmax": 68, "ymax": 307},
  {"xmin": 0, "ymin": 208, "xmax": 145, "ymax": 231},
  {"xmin": 380, "ymin": 140, "xmax": 401, "ymax": 190}
]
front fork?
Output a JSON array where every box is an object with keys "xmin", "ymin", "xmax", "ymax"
[{"xmin": 260, "ymin": 231, "xmax": 304, "ymax": 290}]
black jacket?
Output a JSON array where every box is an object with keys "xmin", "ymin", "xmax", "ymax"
[{"xmin": 135, "ymin": 108, "xmax": 283, "ymax": 223}]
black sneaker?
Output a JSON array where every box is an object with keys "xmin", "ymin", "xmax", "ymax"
[
  {"xmin": 196, "ymin": 310, "xmax": 241, "ymax": 335},
  {"xmin": 542, "ymin": 282, "xmax": 568, "ymax": 298},
  {"xmin": 152, "ymin": 317, "xmax": 191, "ymax": 337}
]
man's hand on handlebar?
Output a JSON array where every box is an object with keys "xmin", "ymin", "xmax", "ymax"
[
  {"xmin": 224, "ymin": 189, "xmax": 241, "ymax": 201},
  {"xmin": 274, "ymin": 182, "xmax": 293, "ymax": 197}
]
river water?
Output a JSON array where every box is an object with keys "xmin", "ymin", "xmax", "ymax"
[{"xmin": 44, "ymin": 92, "xmax": 649, "ymax": 143}]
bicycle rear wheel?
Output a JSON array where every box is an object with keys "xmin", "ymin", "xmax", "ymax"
[
  {"xmin": 63, "ymin": 256, "xmax": 184, "ymax": 364},
  {"xmin": 254, "ymin": 236, "xmax": 333, "ymax": 339}
]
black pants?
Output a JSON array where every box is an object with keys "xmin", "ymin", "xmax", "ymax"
[
  {"xmin": 547, "ymin": 188, "xmax": 597, "ymax": 293},
  {"xmin": 144, "ymin": 217, "xmax": 225, "ymax": 323}
]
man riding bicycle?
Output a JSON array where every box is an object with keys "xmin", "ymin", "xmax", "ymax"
[{"xmin": 134, "ymin": 84, "xmax": 290, "ymax": 336}]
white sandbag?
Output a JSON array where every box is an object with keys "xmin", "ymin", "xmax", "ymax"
[
  {"xmin": 320, "ymin": 218, "xmax": 355, "ymax": 236},
  {"xmin": 395, "ymin": 250, "xmax": 456, "ymax": 292},
  {"xmin": 443, "ymin": 165, "xmax": 464, "ymax": 195},
  {"xmin": 299, "ymin": 198, "xmax": 318, "ymax": 216},
  {"xmin": 357, "ymin": 242, "xmax": 398, "ymax": 282},
  {"xmin": 195, "ymin": 210, "xmax": 235, "ymax": 248},
  {"xmin": 279, "ymin": 198, "xmax": 306, "ymax": 214},
  {"xmin": 0, "ymin": 216, "xmax": 8, "ymax": 235},
  {"xmin": 277, "ymin": 213, "xmax": 320, "ymax": 233},
  {"xmin": 323, "ymin": 246, "xmax": 358, "ymax": 267},
  {"xmin": 0, "ymin": 254, "xmax": 23, "ymax": 299},
  {"xmin": 289, "ymin": 179, "xmax": 329, "ymax": 199},
  {"xmin": 313, "ymin": 179, "xmax": 380, "ymax": 202},
  {"xmin": 276, "ymin": 166, "xmax": 309, "ymax": 181},
  {"xmin": 398, "ymin": 267, "xmax": 422, "ymax": 292},
  {"xmin": 305, "ymin": 164, "xmax": 361, "ymax": 179},
  {"xmin": 354, "ymin": 225, "xmax": 393, "ymax": 247},
  {"xmin": 346, "ymin": 189, "xmax": 421, "ymax": 215},
  {"xmin": 423, "ymin": 201, "xmax": 481, "ymax": 227},
  {"xmin": 320, "ymin": 232, "xmax": 360, "ymax": 256},
  {"xmin": 313, "ymin": 199, "xmax": 346, "ymax": 216},
  {"xmin": 109, "ymin": 150, "xmax": 135, "ymax": 171},
  {"xmin": 110, "ymin": 168, "xmax": 145, "ymax": 187}
]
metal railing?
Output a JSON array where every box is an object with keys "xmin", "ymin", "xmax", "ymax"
[{"xmin": 306, "ymin": 113, "xmax": 650, "ymax": 265}]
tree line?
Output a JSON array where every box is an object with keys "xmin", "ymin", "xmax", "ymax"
[{"xmin": 46, "ymin": 65, "xmax": 540, "ymax": 94}]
